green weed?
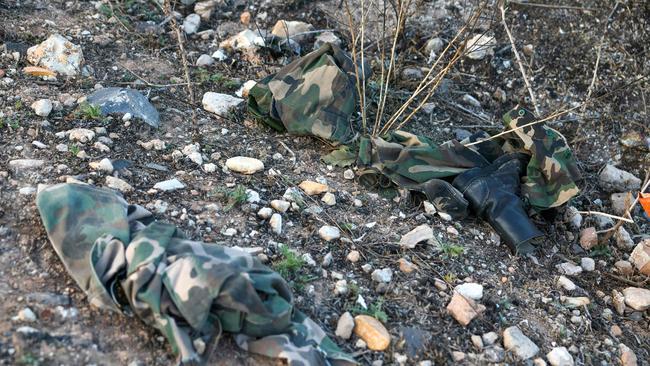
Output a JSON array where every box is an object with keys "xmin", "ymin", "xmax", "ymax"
[
  {"xmin": 351, "ymin": 298, "xmax": 389, "ymax": 323},
  {"xmin": 439, "ymin": 242, "xmax": 465, "ymax": 258},
  {"xmin": 69, "ymin": 144, "xmax": 80, "ymax": 156},
  {"xmin": 77, "ymin": 102, "xmax": 103, "ymax": 121},
  {"xmin": 274, "ymin": 245, "xmax": 304, "ymax": 279}
]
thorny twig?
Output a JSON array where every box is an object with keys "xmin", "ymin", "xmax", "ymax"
[{"xmin": 500, "ymin": 0, "xmax": 540, "ymax": 116}]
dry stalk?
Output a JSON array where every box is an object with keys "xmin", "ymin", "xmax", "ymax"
[
  {"xmin": 499, "ymin": 0, "xmax": 540, "ymax": 116},
  {"xmin": 577, "ymin": 211, "xmax": 633, "ymax": 223}
]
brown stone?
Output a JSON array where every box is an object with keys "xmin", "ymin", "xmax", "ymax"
[
  {"xmin": 398, "ymin": 258, "xmax": 417, "ymax": 273},
  {"xmin": 579, "ymin": 227, "xmax": 598, "ymax": 250},
  {"xmin": 240, "ymin": 11, "xmax": 251, "ymax": 25},
  {"xmin": 630, "ymin": 239, "xmax": 650, "ymax": 275},
  {"xmin": 619, "ymin": 344, "xmax": 638, "ymax": 366},
  {"xmin": 298, "ymin": 180, "xmax": 329, "ymax": 195},
  {"xmin": 622, "ymin": 287, "xmax": 650, "ymax": 311},
  {"xmin": 446, "ymin": 292, "xmax": 485, "ymax": 326},
  {"xmin": 353, "ymin": 315, "xmax": 391, "ymax": 351},
  {"xmin": 614, "ymin": 260, "xmax": 634, "ymax": 276},
  {"xmin": 610, "ymin": 325, "xmax": 623, "ymax": 337}
]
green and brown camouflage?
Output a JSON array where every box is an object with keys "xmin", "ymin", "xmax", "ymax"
[
  {"xmin": 248, "ymin": 42, "xmax": 369, "ymax": 144},
  {"xmin": 502, "ymin": 107, "xmax": 581, "ymax": 209},
  {"xmin": 36, "ymin": 183, "xmax": 356, "ymax": 366}
]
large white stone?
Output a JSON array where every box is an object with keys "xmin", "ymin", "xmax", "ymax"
[
  {"xmin": 202, "ymin": 92, "xmax": 244, "ymax": 115},
  {"xmin": 183, "ymin": 13, "xmax": 201, "ymax": 35},
  {"xmin": 31, "ymin": 99, "xmax": 52, "ymax": 117},
  {"xmin": 454, "ymin": 283, "xmax": 483, "ymax": 300},
  {"xmin": 225, "ymin": 156, "xmax": 264, "ymax": 174},
  {"xmin": 27, "ymin": 34, "xmax": 83, "ymax": 76},
  {"xmin": 622, "ymin": 287, "xmax": 650, "ymax": 311},
  {"xmin": 503, "ymin": 326, "xmax": 539, "ymax": 360},
  {"xmin": 153, "ymin": 178, "xmax": 185, "ymax": 191},
  {"xmin": 106, "ymin": 176, "xmax": 133, "ymax": 192},
  {"xmin": 400, "ymin": 225, "xmax": 434, "ymax": 249},
  {"xmin": 319, "ymin": 225, "xmax": 341, "ymax": 241},
  {"xmin": 547, "ymin": 347, "xmax": 574, "ymax": 366},
  {"xmin": 335, "ymin": 312, "xmax": 355, "ymax": 339},
  {"xmin": 465, "ymin": 34, "xmax": 496, "ymax": 60},
  {"xmin": 599, "ymin": 164, "xmax": 641, "ymax": 192}
]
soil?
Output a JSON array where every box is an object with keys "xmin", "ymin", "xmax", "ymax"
[{"xmin": 0, "ymin": 0, "xmax": 648, "ymax": 365}]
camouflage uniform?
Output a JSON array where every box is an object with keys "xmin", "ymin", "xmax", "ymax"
[{"xmin": 36, "ymin": 183, "xmax": 355, "ymax": 366}]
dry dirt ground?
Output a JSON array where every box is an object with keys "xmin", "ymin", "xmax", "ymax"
[{"xmin": 0, "ymin": 0, "xmax": 649, "ymax": 365}]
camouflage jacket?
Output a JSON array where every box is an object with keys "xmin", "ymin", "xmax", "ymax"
[{"xmin": 36, "ymin": 183, "xmax": 355, "ymax": 366}]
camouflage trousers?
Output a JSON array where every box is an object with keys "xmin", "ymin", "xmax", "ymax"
[{"xmin": 36, "ymin": 183, "xmax": 355, "ymax": 366}]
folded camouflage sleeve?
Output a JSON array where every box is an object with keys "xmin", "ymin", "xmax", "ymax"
[
  {"xmin": 36, "ymin": 183, "xmax": 355, "ymax": 366},
  {"xmin": 502, "ymin": 107, "xmax": 581, "ymax": 210},
  {"xmin": 357, "ymin": 130, "xmax": 490, "ymax": 219},
  {"xmin": 248, "ymin": 42, "xmax": 369, "ymax": 145}
]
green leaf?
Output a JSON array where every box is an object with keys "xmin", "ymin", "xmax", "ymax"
[{"xmin": 321, "ymin": 146, "xmax": 356, "ymax": 167}]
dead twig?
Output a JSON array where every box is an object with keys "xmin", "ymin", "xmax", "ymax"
[
  {"xmin": 500, "ymin": 0, "xmax": 540, "ymax": 116},
  {"xmin": 509, "ymin": 1, "xmax": 598, "ymax": 11},
  {"xmin": 577, "ymin": 210, "xmax": 633, "ymax": 223}
]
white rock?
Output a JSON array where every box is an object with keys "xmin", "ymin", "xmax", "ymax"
[
  {"xmin": 153, "ymin": 178, "xmax": 185, "ymax": 191},
  {"xmin": 425, "ymin": 37, "xmax": 444, "ymax": 54},
  {"xmin": 580, "ymin": 257, "xmax": 595, "ymax": 272},
  {"xmin": 482, "ymin": 332, "xmax": 499, "ymax": 345},
  {"xmin": 557, "ymin": 276, "xmax": 577, "ymax": 291},
  {"xmin": 106, "ymin": 176, "xmax": 133, "ymax": 192},
  {"xmin": 27, "ymin": 34, "xmax": 83, "ymax": 76},
  {"xmin": 343, "ymin": 169, "xmax": 355, "ymax": 180},
  {"xmin": 219, "ymin": 29, "xmax": 265, "ymax": 50},
  {"xmin": 503, "ymin": 326, "xmax": 539, "ymax": 360},
  {"xmin": 9, "ymin": 159, "xmax": 45, "ymax": 172},
  {"xmin": 68, "ymin": 128, "xmax": 95, "ymax": 143},
  {"xmin": 245, "ymin": 189, "xmax": 260, "ymax": 204},
  {"xmin": 182, "ymin": 144, "xmax": 203, "ymax": 165},
  {"xmin": 371, "ymin": 268, "xmax": 393, "ymax": 283},
  {"xmin": 194, "ymin": 0, "xmax": 218, "ymax": 20},
  {"xmin": 271, "ymin": 20, "xmax": 314, "ymax": 40},
  {"xmin": 271, "ymin": 200, "xmax": 290, "ymax": 212},
  {"xmin": 335, "ymin": 312, "xmax": 355, "ymax": 339},
  {"xmin": 19, "ymin": 187, "xmax": 37, "ymax": 196},
  {"xmin": 465, "ymin": 34, "xmax": 496, "ymax": 60},
  {"xmin": 630, "ymin": 239, "xmax": 650, "ymax": 275},
  {"xmin": 599, "ymin": 164, "xmax": 641, "ymax": 192},
  {"xmin": 269, "ymin": 213, "xmax": 282, "ymax": 234},
  {"xmin": 322, "ymin": 252, "xmax": 333, "ymax": 267},
  {"xmin": 257, "ymin": 207, "xmax": 273, "ymax": 219},
  {"xmin": 400, "ymin": 225, "xmax": 434, "ymax": 249},
  {"xmin": 31, "ymin": 99, "xmax": 53, "ymax": 117},
  {"xmin": 212, "ymin": 49, "xmax": 228, "ymax": 61},
  {"xmin": 314, "ymin": 31, "xmax": 341, "ymax": 49},
  {"xmin": 225, "ymin": 156, "xmax": 264, "ymax": 174},
  {"xmin": 334, "ymin": 279, "xmax": 348, "ymax": 295},
  {"xmin": 196, "ymin": 54, "xmax": 214, "ymax": 67},
  {"xmin": 91, "ymin": 158, "xmax": 113, "ymax": 173},
  {"xmin": 183, "ymin": 13, "xmax": 201, "ymax": 35},
  {"xmin": 319, "ymin": 225, "xmax": 341, "ymax": 241},
  {"xmin": 203, "ymin": 163, "xmax": 217, "ymax": 173},
  {"xmin": 235, "ymin": 80, "xmax": 257, "ymax": 98},
  {"xmin": 202, "ymin": 92, "xmax": 244, "ymax": 115},
  {"xmin": 556, "ymin": 262, "xmax": 583, "ymax": 276},
  {"xmin": 615, "ymin": 227, "xmax": 635, "ymax": 250},
  {"xmin": 454, "ymin": 283, "xmax": 483, "ymax": 300},
  {"xmin": 321, "ymin": 192, "xmax": 336, "ymax": 206},
  {"xmin": 223, "ymin": 228, "xmax": 237, "ymax": 236},
  {"xmin": 301, "ymin": 253, "xmax": 316, "ymax": 267},
  {"xmin": 423, "ymin": 201, "xmax": 437, "ymax": 214},
  {"xmin": 547, "ymin": 347, "xmax": 574, "ymax": 366},
  {"xmin": 15, "ymin": 308, "xmax": 37, "ymax": 322},
  {"xmin": 622, "ymin": 287, "xmax": 650, "ymax": 311},
  {"xmin": 139, "ymin": 139, "xmax": 166, "ymax": 151},
  {"xmin": 31, "ymin": 141, "xmax": 47, "ymax": 149}
]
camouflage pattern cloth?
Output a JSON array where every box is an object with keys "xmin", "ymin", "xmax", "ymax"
[
  {"xmin": 357, "ymin": 130, "xmax": 491, "ymax": 218},
  {"xmin": 502, "ymin": 107, "xmax": 581, "ymax": 209},
  {"xmin": 248, "ymin": 42, "xmax": 370, "ymax": 144},
  {"xmin": 36, "ymin": 183, "xmax": 355, "ymax": 366}
]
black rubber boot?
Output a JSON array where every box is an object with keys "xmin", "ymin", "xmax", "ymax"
[{"xmin": 452, "ymin": 153, "xmax": 544, "ymax": 254}]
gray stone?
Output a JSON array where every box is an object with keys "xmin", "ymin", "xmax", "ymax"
[
  {"xmin": 319, "ymin": 225, "xmax": 340, "ymax": 241},
  {"xmin": 9, "ymin": 159, "xmax": 45, "ymax": 172},
  {"xmin": 622, "ymin": 287, "xmax": 650, "ymax": 311},
  {"xmin": 547, "ymin": 347, "xmax": 574, "ymax": 366},
  {"xmin": 335, "ymin": 312, "xmax": 354, "ymax": 339},
  {"xmin": 503, "ymin": 326, "xmax": 539, "ymax": 360},
  {"xmin": 153, "ymin": 178, "xmax": 185, "ymax": 191},
  {"xmin": 269, "ymin": 214, "xmax": 282, "ymax": 235},
  {"xmin": 314, "ymin": 31, "xmax": 341, "ymax": 50},
  {"xmin": 371, "ymin": 268, "xmax": 393, "ymax": 283},
  {"xmin": 202, "ymin": 92, "xmax": 244, "ymax": 115},
  {"xmin": 106, "ymin": 176, "xmax": 133, "ymax": 192},
  {"xmin": 599, "ymin": 165, "xmax": 641, "ymax": 192},
  {"xmin": 557, "ymin": 262, "xmax": 583, "ymax": 276},
  {"xmin": 580, "ymin": 257, "xmax": 595, "ymax": 272},
  {"xmin": 87, "ymin": 87, "xmax": 160, "ymax": 127},
  {"xmin": 31, "ymin": 99, "xmax": 52, "ymax": 117},
  {"xmin": 183, "ymin": 13, "xmax": 201, "ymax": 35},
  {"xmin": 27, "ymin": 34, "xmax": 83, "ymax": 76}
]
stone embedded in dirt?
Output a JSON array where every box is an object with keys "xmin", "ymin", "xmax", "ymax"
[
  {"xmin": 9, "ymin": 159, "xmax": 45, "ymax": 172},
  {"xmin": 465, "ymin": 34, "xmax": 496, "ymax": 60},
  {"xmin": 547, "ymin": 347, "xmax": 574, "ymax": 366},
  {"xmin": 105, "ymin": 176, "xmax": 133, "ymax": 192},
  {"xmin": 622, "ymin": 287, "xmax": 650, "ymax": 311},
  {"xmin": 482, "ymin": 332, "xmax": 499, "ymax": 345},
  {"xmin": 257, "ymin": 207, "xmax": 272, "ymax": 219},
  {"xmin": 269, "ymin": 214, "xmax": 282, "ymax": 235},
  {"xmin": 219, "ymin": 29, "xmax": 265, "ymax": 50},
  {"xmin": 371, "ymin": 268, "xmax": 393, "ymax": 283},
  {"xmin": 630, "ymin": 239, "xmax": 650, "ymax": 275},
  {"xmin": 14, "ymin": 308, "xmax": 37, "ymax": 322},
  {"xmin": 451, "ymin": 351, "xmax": 466, "ymax": 362},
  {"xmin": 425, "ymin": 37, "xmax": 444, "ymax": 55},
  {"xmin": 400, "ymin": 225, "xmax": 433, "ymax": 249},
  {"xmin": 446, "ymin": 292, "xmax": 485, "ymax": 326},
  {"xmin": 610, "ymin": 192, "xmax": 631, "ymax": 215},
  {"xmin": 612, "ymin": 289, "xmax": 626, "ymax": 315},
  {"xmin": 346, "ymin": 250, "xmax": 360, "ymax": 263},
  {"xmin": 614, "ymin": 260, "xmax": 634, "ymax": 276},
  {"xmin": 182, "ymin": 144, "xmax": 203, "ymax": 165},
  {"xmin": 598, "ymin": 164, "xmax": 642, "ymax": 192},
  {"xmin": 561, "ymin": 296, "xmax": 590, "ymax": 308},
  {"xmin": 565, "ymin": 206, "xmax": 582, "ymax": 229},
  {"xmin": 301, "ymin": 253, "xmax": 316, "ymax": 267},
  {"xmin": 343, "ymin": 169, "xmax": 355, "ymax": 180},
  {"xmin": 470, "ymin": 335, "xmax": 483, "ymax": 350},
  {"xmin": 138, "ymin": 139, "xmax": 166, "ymax": 151},
  {"xmin": 335, "ymin": 312, "xmax": 354, "ymax": 339},
  {"xmin": 353, "ymin": 315, "xmax": 391, "ymax": 351},
  {"xmin": 68, "ymin": 128, "xmax": 95, "ymax": 143},
  {"xmin": 153, "ymin": 178, "xmax": 185, "ymax": 192},
  {"xmin": 454, "ymin": 283, "xmax": 483, "ymax": 300},
  {"xmin": 270, "ymin": 200, "xmax": 290, "ymax": 213},
  {"xmin": 334, "ymin": 279, "xmax": 348, "ymax": 295},
  {"xmin": 183, "ymin": 13, "xmax": 201, "ymax": 35},
  {"xmin": 196, "ymin": 54, "xmax": 214, "ymax": 67},
  {"xmin": 557, "ymin": 276, "xmax": 577, "ymax": 291},
  {"xmin": 580, "ymin": 257, "xmax": 595, "ymax": 272},
  {"xmin": 579, "ymin": 227, "xmax": 598, "ymax": 250},
  {"xmin": 402, "ymin": 67, "xmax": 424, "ymax": 80},
  {"xmin": 271, "ymin": 20, "xmax": 314, "ymax": 41},
  {"xmin": 195, "ymin": 1, "xmax": 217, "ymax": 20},
  {"xmin": 462, "ymin": 94, "xmax": 481, "ymax": 109},
  {"xmin": 398, "ymin": 258, "xmax": 417, "ymax": 273},
  {"xmin": 298, "ymin": 180, "xmax": 329, "ymax": 195},
  {"xmin": 433, "ymin": 278, "xmax": 447, "ymax": 291},
  {"xmin": 202, "ymin": 92, "xmax": 244, "ymax": 115},
  {"xmin": 203, "ymin": 163, "xmax": 216, "ymax": 173},
  {"xmin": 89, "ymin": 158, "xmax": 113, "ymax": 173},
  {"xmin": 556, "ymin": 262, "xmax": 583, "ymax": 276},
  {"xmin": 225, "ymin": 156, "xmax": 264, "ymax": 174},
  {"xmin": 610, "ymin": 325, "xmax": 623, "ymax": 337},
  {"xmin": 483, "ymin": 346, "xmax": 506, "ymax": 363},
  {"xmin": 27, "ymin": 34, "xmax": 83, "ymax": 76},
  {"xmin": 319, "ymin": 225, "xmax": 340, "ymax": 241},
  {"xmin": 616, "ymin": 227, "xmax": 635, "ymax": 250},
  {"xmin": 321, "ymin": 192, "xmax": 336, "ymax": 206},
  {"xmin": 503, "ymin": 326, "xmax": 539, "ymax": 360},
  {"xmin": 619, "ymin": 344, "xmax": 637, "ymax": 366},
  {"xmin": 322, "ymin": 252, "xmax": 333, "ymax": 267},
  {"xmin": 31, "ymin": 99, "xmax": 52, "ymax": 117},
  {"xmin": 87, "ymin": 87, "xmax": 160, "ymax": 128},
  {"xmin": 423, "ymin": 201, "xmax": 436, "ymax": 215},
  {"xmin": 314, "ymin": 31, "xmax": 341, "ymax": 50}
]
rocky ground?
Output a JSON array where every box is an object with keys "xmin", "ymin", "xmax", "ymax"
[{"xmin": 1, "ymin": 0, "xmax": 649, "ymax": 365}]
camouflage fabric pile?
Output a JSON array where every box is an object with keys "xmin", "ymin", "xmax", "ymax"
[{"xmin": 36, "ymin": 183, "xmax": 356, "ymax": 366}]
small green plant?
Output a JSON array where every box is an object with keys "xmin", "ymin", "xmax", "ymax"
[
  {"xmin": 77, "ymin": 102, "xmax": 103, "ymax": 120},
  {"xmin": 443, "ymin": 272, "xmax": 457, "ymax": 284},
  {"xmin": 221, "ymin": 184, "xmax": 249, "ymax": 211},
  {"xmin": 223, "ymin": 79, "xmax": 241, "ymax": 89},
  {"xmin": 590, "ymin": 244, "xmax": 611, "ymax": 258},
  {"xmin": 69, "ymin": 144, "xmax": 80, "ymax": 156},
  {"xmin": 274, "ymin": 245, "xmax": 304, "ymax": 279},
  {"xmin": 14, "ymin": 100, "xmax": 23, "ymax": 110},
  {"xmin": 8, "ymin": 118, "xmax": 20, "ymax": 129},
  {"xmin": 98, "ymin": 3, "xmax": 113, "ymax": 17},
  {"xmin": 439, "ymin": 242, "xmax": 465, "ymax": 258},
  {"xmin": 351, "ymin": 298, "xmax": 389, "ymax": 323}
]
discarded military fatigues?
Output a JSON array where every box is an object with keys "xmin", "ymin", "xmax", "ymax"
[
  {"xmin": 248, "ymin": 43, "xmax": 581, "ymax": 253},
  {"xmin": 36, "ymin": 183, "xmax": 355, "ymax": 366}
]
